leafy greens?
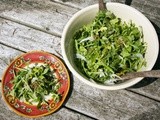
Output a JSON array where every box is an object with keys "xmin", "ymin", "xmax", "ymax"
[
  {"xmin": 74, "ymin": 10, "xmax": 147, "ymax": 84},
  {"xmin": 10, "ymin": 64, "xmax": 61, "ymax": 108}
]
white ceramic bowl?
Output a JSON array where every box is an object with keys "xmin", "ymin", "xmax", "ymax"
[{"xmin": 61, "ymin": 2, "xmax": 159, "ymax": 90}]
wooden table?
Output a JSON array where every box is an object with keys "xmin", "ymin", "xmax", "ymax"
[{"xmin": 0, "ymin": 0, "xmax": 160, "ymax": 119}]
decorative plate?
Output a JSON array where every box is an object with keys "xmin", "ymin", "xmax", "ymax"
[{"xmin": 1, "ymin": 51, "xmax": 70, "ymax": 118}]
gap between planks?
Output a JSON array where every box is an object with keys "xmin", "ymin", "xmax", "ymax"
[
  {"xmin": 0, "ymin": 85, "xmax": 95, "ymax": 120},
  {"xmin": 0, "ymin": 16, "xmax": 160, "ymax": 102},
  {"xmin": 0, "ymin": 41, "xmax": 160, "ymax": 103},
  {"xmin": 0, "ymin": 13, "xmax": 160, "ymax": 104},
  {"xmin": 126, "ymin": 89, "xmax": 160, "ymax": 103},
  {"xmin": 64, "ymin": 106, "xmax": 98, "ymax": 120},
  {"xmin": 0, "ymin": 43, "xmax": 160, "ymax": 119},
  {"xmin": 50, "ymin": 0, "xmax": 81, "ymax": 10},
  {"xmin": 0, "ymin": 16, "xmax": 63, "ymax": 57},
  {"xmin": 0, "ymin": 15, "xmax": 61, "ymax": 38}
]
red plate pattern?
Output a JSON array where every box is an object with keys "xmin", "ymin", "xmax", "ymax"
[{"xmin": 1, "ymin": 51, "xmax": 70, "ymax": 118}]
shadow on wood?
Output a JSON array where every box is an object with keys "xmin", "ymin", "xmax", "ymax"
[
  {"xmin": 62, "ymin": 71, "xmax": 74, "ymax": 106},
  {"xmin": 125, "ymin": 0, "xmax": 132, "ymax": 6},
  {"xmin": 58, "ymin": 58, "xmax": 74, "ymax": 106}
]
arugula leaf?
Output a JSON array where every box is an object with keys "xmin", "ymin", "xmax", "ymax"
[
  {"xmin": 10, "ymin": 64, "xmax": 62, "ymax": 109},
  {"xmin": 74, "ymin": 11, "xmax": 147, "ymax": 84}
]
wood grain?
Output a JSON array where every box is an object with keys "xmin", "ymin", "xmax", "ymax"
[
  {"xmin": 0, "ymin": 0, "xmax": 78, "ymax": 36},
  {"xmin": 0, "ymin": 92, "xmax": 93, "ymax": 120},
  {"xmin": 0, "ymin": 18, "xmax": 61, "ymax": 57},
  {"xmin": 1, "ymin": 0, "xmax": 160, "ymax": 102},
  {"xmin": 51, "ymin": 0, "xmax": 125, "ymax": 9},
  {"xmin": 0, "ymin": 19, "xmax": 160, "ymax": 119},
  {"xmin": 0, "ymin": 42, "xmax": 129, "ymax": 120},
  {"xmin": 0, "ymin": 0, "xmax": 160, "ymax": 119},
  {"xmin": 131, "ymin": 0, "xmax": 160, "ymax": 31}
]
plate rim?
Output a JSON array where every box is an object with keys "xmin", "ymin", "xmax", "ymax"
[{"xmin": 1, "ymin": 50, "xmax": 70, "ymax": 118}]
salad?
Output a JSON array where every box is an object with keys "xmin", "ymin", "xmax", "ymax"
[
  {"xmin": 73, "ymin": 10, "xmax": 147, "ymax": 84},
  {"xmin": 9, "ymin": 63, "xmax": 62, "ymax": 109}
]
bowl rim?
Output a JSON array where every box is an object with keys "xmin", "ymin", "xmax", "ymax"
[{"xmin": 61, "ymin": 2, "xmax": 159, "ymax": 90}]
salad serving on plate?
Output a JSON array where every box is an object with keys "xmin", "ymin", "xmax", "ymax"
[
  {"xmin": 10, "ymin": 63, "xmax": 62, "ymax": 108},
  {"xmin": 1, "ymin": 51, "xmax": 70, "ymax": 118}
]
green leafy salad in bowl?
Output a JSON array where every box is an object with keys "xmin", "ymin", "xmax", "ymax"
[
  {"xmin": 73, "ymin": 10, "xmax": 147, "ymax": 84},
  {"xmin": 62, "ymin": 3, "xmax": 159, "ymax": 90}
]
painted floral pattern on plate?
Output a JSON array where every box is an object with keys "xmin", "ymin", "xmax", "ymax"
[{"xmin": 2, "ymin": 51, "xmax": 70, "ymax": 118}]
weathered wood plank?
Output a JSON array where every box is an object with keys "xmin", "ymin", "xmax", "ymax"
[
  {"xmin": 0, "ymin": 1, "xmax": 159, "ymax": 118},
  {"xmin": 1, "ymin": 44, "xmax": 160, "ymax": 120},
  {"xmin": 128, "ymin": 78, "xmax": 160, "ymax": 101},
  {"xmin": 51, "ymin": 0, "xmax": 97, "ymax": 9},
  {"xmin": 0, "ymin": 0, "xmax": 126, "ymax": 36},
  {"xmin": 71, "ymin": 76, "xmax": 160, "ymax": 116},
  {"xmin": 1, "ymin": 0, "xmax": 160, "ymax": 103},
  {"xmin": 0, "ymin": 0, "xmax": 79, "ymax": 35},
  {"xmin": 51, "ymin": 0, "xmax": 125, "ymax": 9},
  {"xmin": 131, "ymin": 0, "xmax": 160, "ymax": 28},
  {"xmin": 0, "ymin": 44, "xmax": 130, "ymax": 119},
  {"xmin": 132, "ymin": 0, "xmax": 160, "ymax": 12},
  {"xmin": 0, "ymin": 18, "xmax": 61, "ymax": 57},
  {"xmin": 129, "ymin": 104, "xmax": 160, "ymax": 120},
  {"xmin": 0, "ymin": 45, "xmax": 22, "ymax": 78},
  {"xmin": 1, "ymin": 0, "xmax": 159, "ymax": 34},
  {"xmin": 66, "ymin": 90, "xmax": 132, "ymax": 120},
  {"xmin": 0, "ymin": 19, "xmax": 130, "ymax": 120},
  {"xmin": 0, "ymin": 94, "xmax": 92, "ymax": 120},
  {"xmin": 1, "ymin": 19, "xmax": 160, "ymax": 119}
]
